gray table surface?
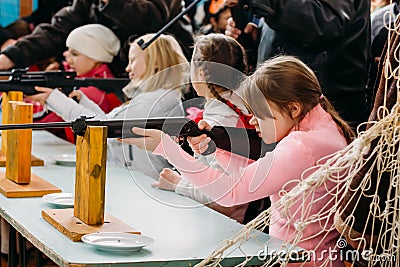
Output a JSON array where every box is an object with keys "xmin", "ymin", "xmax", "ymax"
[{"xmin": 0, "ymin": 130, "xmax": 285, "ymax": 266}]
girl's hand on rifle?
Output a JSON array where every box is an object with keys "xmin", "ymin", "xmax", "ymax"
[
  {"xmin": 27, "ymin": 86, "xmax": 53, "ymax": 106},
  {"xmin": 69, "ymin": 90, "xmax": 82, "ymax": 101},
  {"xmin": 120, "ymin": 127, "xmax": 165, "ymax": 152},
  {"xmin": 187, "ymin": 120, "xmax": 212, "ymax": 154}
]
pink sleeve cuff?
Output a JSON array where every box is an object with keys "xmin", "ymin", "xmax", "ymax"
[{"xmin": 153, "ymin": 134, "xmax": 174, "ymax": 156}]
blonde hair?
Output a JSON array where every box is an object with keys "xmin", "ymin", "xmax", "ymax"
[
  {"xmin": 242, "ymin": 56, "xmax": 355, "ymax": 144},
  {"xmin": 129, "ymin": 34, "xmax": 189, "ymax": 93}
]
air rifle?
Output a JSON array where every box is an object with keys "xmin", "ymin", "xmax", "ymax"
[
  {"xmin": 0, "ymin": 69, "xmax": 130, "ymax": 95},
  {"xmin": 0, "ymin": 117, "xmax": 269, "ymax": 160}
]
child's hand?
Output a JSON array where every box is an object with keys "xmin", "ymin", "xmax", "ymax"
[
  {"xmin": 44, "ymin": 61, "xmax": 60, "ymax": 71},
  {"xmin": 69, "ymin": 90, "xmax": 82, "ymax": 101},
  {"xmin": 151, "ymin": 168, "xmax": 181, "ymax": 191},
  {"xmin": 26, "ymin": 86, "xmax": 53, "ymax": 106},
  {"xmin": 187, "ymin": 120, "xmax": 212, "ymax": 154},
  {"xmin": 119, "ymin": 127, "xmax": 164, "ymax": 152}
]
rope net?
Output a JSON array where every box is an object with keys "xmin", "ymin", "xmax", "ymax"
[{"xmin": 194, "ymin": 6, "xmax": 400, "ymax": 267}]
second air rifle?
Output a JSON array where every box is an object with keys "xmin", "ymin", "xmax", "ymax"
[
  {"xmin": 0, "ymin": 69, "xmax": 130, "ymax": 95},
  {"xmin": 0, "ymin": 117, "xmax": 270, "ymax": 160}
]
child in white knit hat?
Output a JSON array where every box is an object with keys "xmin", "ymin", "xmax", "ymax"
[
  {"xmin": 28, "ymin": 33, "xmax": 189, "ymax": 179},
  {"xmin": 34, "ymin": 24, "xmax": 122, "ymax": 143},
  {"xmin": 64, "ymin": 23, "xmax": 120, "ymax": 76}
]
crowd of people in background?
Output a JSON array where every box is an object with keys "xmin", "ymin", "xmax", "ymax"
[{"xmin": 0, "ymin": 0, "xmax": 397, "ymax": 265}]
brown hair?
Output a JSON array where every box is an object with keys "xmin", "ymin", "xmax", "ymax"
[
  {"xmin": 191, "ymin": 33, "xmax": 247, "ymax": 109},
  {"xmin": 242, "ymin": 56, "xmax": 355, "ymax": 144}
]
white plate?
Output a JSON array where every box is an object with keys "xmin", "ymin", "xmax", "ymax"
[
  {"xmin": 50, "ymin": 154, "xmax": 76, "ymax": 166},
  {"xmin": 42, "ymin": 193, "xmax": 74, "ymax": 208},
  {"xmin": 81, "ymin": 232, "xmax": 154, "ymax": 253}
]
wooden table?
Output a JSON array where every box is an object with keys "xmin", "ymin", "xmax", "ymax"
[{"xmin": 0, "ymin": 130, "xmax": 288, "ymax": 266}]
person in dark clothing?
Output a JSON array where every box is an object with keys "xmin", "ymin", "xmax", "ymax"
[
  {"xmin": 367, "ymin": 0, "xmax": 399, "ymax": 113},
  {"xmin": 0, "ymin": 26, "xmax": 15, "ymax": 51},
  {"xmin": 23, "ymin": 0, "xmax": 72, "ymax": 28},
  {"xmin": 0, "ymin": 0, "xmax": 193, "ymax": 76},
  {"xmin": 225, "ymin": 0, "xmax": 370, "ymax": 130},
  {"xmin": 200, "ymin": 0, "xmax": 232, "ymax": 34}
]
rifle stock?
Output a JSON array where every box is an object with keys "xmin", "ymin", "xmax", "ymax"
[
  {"xmin": 0, "ymin": 117, "xmax": 268, "ymax": 160},
  {"xmin": 0, "ymin": 69, "xmax": 130, "ymax": 95}
]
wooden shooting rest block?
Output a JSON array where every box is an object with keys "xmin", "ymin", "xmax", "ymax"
[
  {"xmin": 42, "ymin": 126, "xmax": 139, "ymax": 241},
  {"xmin": 0, "ymin": 92, "xmax": 44, "ymax": 166},
  {"xmin": 0, "ymin": 100, "xmax": 61, "ymax": 197}
]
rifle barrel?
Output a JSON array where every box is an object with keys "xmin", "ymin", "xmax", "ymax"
[{"xmin": 0, "ymin": 122, "xmax": 73, "ymax": 131}]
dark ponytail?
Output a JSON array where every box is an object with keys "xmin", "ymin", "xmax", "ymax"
[
  {"xmin": 192, "ymin": 33, "xmax": 248, "ymax": 113},
  {"xmin": 319, "ymin": 96, "xmax": 355, "ymax": 144}
]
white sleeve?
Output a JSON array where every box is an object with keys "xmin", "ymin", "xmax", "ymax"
[
  {"xmin": 175, "ymin": 178, "xmax": 214, "ymax": 205},
  {"xmin": 77, "ymin": 92, "xmax": 105, "ymax": 115},
  {"xmin": 46, "ymin": 89, "xmax": 108, "ymax": 121}
]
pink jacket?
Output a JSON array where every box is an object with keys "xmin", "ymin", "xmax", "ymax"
[
  {"xmin": 154, "ymin": 104, "xmax": 347, "ymax": 266},
  {"xmin": 76, "ymin": 63, "xmax": 117, "ymax": 113}
]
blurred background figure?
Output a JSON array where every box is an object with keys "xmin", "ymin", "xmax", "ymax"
[
  {"xmin": 0, "ymin": 0, "xmax": 193, "ymax": 77},
  {"xmin": 0, "ymin": 26, "xmax": 15, "ymax": 51},
  {"xmin": 199, "ymin": 0, "xmax": 231, "ymax": 34},
  {"xmin": 367, "ymin": 0, "xmax": 399, "ymax": 112},
  {"xmin": 371, "ymin": 0, "xmax": 391, "ymax": 14},
  {"xmin": 22, "ymin": 0, "xmax": 72, "ymax": 30},
  {"xmin": 225, "ymin": 0, "xmax": 370, "ymax": 130}
]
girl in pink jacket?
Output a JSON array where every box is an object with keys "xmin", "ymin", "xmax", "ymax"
[{"xmin": 124, "ymin": 56, "xmax": 354, "ymax": 266}]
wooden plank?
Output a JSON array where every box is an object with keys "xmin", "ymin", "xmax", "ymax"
[
  {"xmin": 19, "ymin": 0, "xmax": 33, "ymax": 17},
  {"xmin": 0, "ymin": 92, "xmax": 44, "ymax": 165},
  {"xmin": 0, "ymin": 172, "xmax": 61, "ymax": 198},
  {"xmin": 0, "ymin": 154, "xmax": 44, "ymax": 167},
  {"xmin": 6, "ymin": 101, "xmax": 33, "ymax": 184},
  {"xmin": 1, "ymin": 92, "xmax": 23, "ymax": 156},
  {"xmin": 74, "ymin": 126, "xmax": 107, "ymax": 226},
  {"xmin": 42, "ymin": 209, "xmax": 140, "ymax": 242}
]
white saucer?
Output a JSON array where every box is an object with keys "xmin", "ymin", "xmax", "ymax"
[
  {"xmin": 81, "ymin": 232, "xmax": 154, "ymax": 253},
  {"xmin": 50, "ymin": 154, "xmax": 76, "ymax": 166},
  {"xmin": 42, "ymin": 192, "xmax": 74, "ymax": 208}
]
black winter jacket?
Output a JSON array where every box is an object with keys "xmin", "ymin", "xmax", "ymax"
[
  {"xmin": 243, "ymin": 0, "xmax": 370, "ymax": 96},
  {"xmin": 2, "ymin": 0, "xmax": 193, "ymax": 72}
]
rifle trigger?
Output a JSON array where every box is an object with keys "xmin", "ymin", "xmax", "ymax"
[{"xmin": 177, "ymin": 136, "xmax": 185, "ymax": 146}]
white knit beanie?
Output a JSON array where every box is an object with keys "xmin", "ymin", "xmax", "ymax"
[{"xmin": 66, "ymin": 24, "xmax": 120, "ymax": 63}]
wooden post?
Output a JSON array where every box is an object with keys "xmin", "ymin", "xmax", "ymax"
[
  {"xmin": 41, "ymin": 126, "xmax": 138, "ymax": 241},
  {"xmin": 74, "ymin": 126, "xmax": 107, "ymax": 225},
  {"xmin": 5, "ymin": 101, "xmax": 33, "ymax": 184},
  {"xmin": 1, "ymin": 92, "xmax": 23, "ymax": 156}
]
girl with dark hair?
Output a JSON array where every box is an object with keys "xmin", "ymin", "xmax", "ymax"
[{"xmin": 153, "ymin": 33, "xmax": 252, "ymax": 223}]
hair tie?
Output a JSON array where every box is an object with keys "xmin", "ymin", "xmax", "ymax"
[{"xmin": 319, "ymin": 94, "xmax": 324, "ymax": 100}]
